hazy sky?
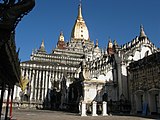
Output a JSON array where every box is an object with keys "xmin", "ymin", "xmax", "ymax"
[{"xmin": 15, "ymin": 0, "xmax": 160, "ymax": 61}]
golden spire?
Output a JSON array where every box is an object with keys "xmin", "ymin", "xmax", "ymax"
[
  {"xmin": 71, "ymin": 1, "xmax": 89, "ymax": 40},
  {"xmin": 77, "ymin": 1, "xmax": 83, "ymax": 20}
]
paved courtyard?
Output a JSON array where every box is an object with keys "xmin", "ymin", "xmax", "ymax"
[{"xmin": 10, "ymin": 109, "xmax": 159, "ymax": 120}]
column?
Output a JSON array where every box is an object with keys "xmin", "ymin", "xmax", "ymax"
[
  {"xmin": 15, "ymin": 85, "xmax": 18, "ymax": 100},
  {"xmin": 29, "ymin": 68, "xmax": 32, "ymax": 80},
  {"xmin": 45, "ymin": 71, "xmax": 48, "ymax": 100},
  {"xmin": 3, "ymin": 90, "xmax": 8, "ymax": 101},
  {"xmin": 31, "ymin": 69, "xmax": 36, "ymax": 101},
  {"xmin": 38, "ymin": 70, "xmax": 42, "ymax": 101},
  {"xmin": 79, "ymin": 102, "xmax": 81, "ymax": 114},
  {"xmin": 5, "ymin": 87, "xmax": 11, "ymax": 120},
  {"xmin": 55, "ymin": 71, "xmax": 57, "ymax": 81},
  {"xmin": 48, "ymin": 71, "xmax": 52, "ymax": 89},
  {"xmin": 117, "ymin": 54, "xmax": 122, "ymax": 100},
  {"xmin": 21, "ymin": 68, "xmax": 25, "ymax": 77},
  {"xmin": 35, "ymin": 70, "xmax": 39, "ymax": 101},
  {"xmin": 28, "ymin": 69, "xmax": 32, "ymax": 102},
  {"xmin": 102, "ymin": 101, "xmax": 108, "ymax": 116},
  {"xmin": 42, "ymin": 70, "xmax": 45, "ymax": 102},
  {"xmin": 0, "ymin": 83, "xmax": 5, "ymax": 118},
  {"xmin": 13, "ymin": 85, "xmax": 18, "ymax": 101},
  {"xmin": 92, "ymin": 101, "xmax": 98, "ymax": 116},
  {"xmin": 25, "ymin": 69, "xmax": 28, "ymax": 78},
  {"xmin": 9, "ymin": 86, "xmax": 14, "ymax": 119},
  {"xmin": 81, "ymin": 101, "xmax": 87, "ymax": 116},
  {"xmin": 30, "ymin": 69, "xmax": 35, "ymax": 101},
  {"xmin": 47, "ymin": 71, "xmax": 51, "ymax": 102},
  {"xmin": 158, "ymin": 92, "xmax": 160, "ymax": 114}
]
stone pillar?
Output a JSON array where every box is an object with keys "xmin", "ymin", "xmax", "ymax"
[
  {"xmin": 15, "ymin": 85, "xmax": 18, "ymax": 100},
  {"xmin": 102, "ymin": 101, "xmax": 108, "ymax": 116},
  {"xmin": 30, "ymin": 69, "xmax": 35, "ymax": 101},
  {"xmin": 28, "ymin": 69, "xmax": 32, "ymax": 102},
  {"xmin": 35, "ymin": 70, "xmax": 39, "ymax": 101},
  {"xmin": 55, "ymin": 71, "xmax": 57, "ymax": 81},
  {"xmin": 45, "ymin": 71, "xmax": 48, "ymax": 99},
  {"xmin": 29, "ymin": 69, "xmax": 32, "ymax": 80},
  {"xmin": 48, "ymin": 71, "xmax": 52, "ymax": 89},
  {"xmin": 25, "ymin": 69, "xmax": 28, "ymax": 77},
  {"xmin": 22, "ymin": 68, "xmax": 25, "ymax": 77},
  {"xmin": 47, "ymin": 71, "xmax": 51, "ymax": 102},
  {"xmin": 92, "ymin": 101, "xmax": 98, "ymax": 116},
  {"xmin": 13, "ymin": 85, "xmax": 18, "ymax": 101},
  {"xmin": 24, "ymin": 68, "xmax": 29, "ymax": 95},
  {"xmin": 81, "ymin": 101, "xmax": 87, "ymax": 116},
  {"xmin": 4, "ymin": 90, "xmax": 8, "ymax": 101},
  {"xmin": 32, "ymin": 70, "xmax": 36, "ymax": 101},
  {"xmin": 79, "ymin": 102, "xmax": 81, "ymax": 114},
  {"xmin": 38, "ymin": 70, "xmax": 42, "ymax": 101},
  {"xmin": 42, "ymin": 70, "xmax": 45, "ymax": 101},
  {"xmin": 48, "ymin": 72, "xmax": 52, "ymax": 89},
  {"xmin": 117, "ymin": 54, "xmax": 122, "ymax": 100}
]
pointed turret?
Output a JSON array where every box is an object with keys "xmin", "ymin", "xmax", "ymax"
[
  {"xmin": 108, "ymin": 39, "xmax": 113, "ymax": 49},
  {"xmin": 107, "ymin": 39, "xmax": 114, "ymax": 55},
  {"xmin": 95, "ymin": 39, "xmax": 99, "ymax": 47},
  {"xmin": 38, "ymin": 40, "xmax": 46, "ymax": 53},
  {"xmin": 113, "ymin": 40, "xmax": 118, "ymax": 48},
  {"xmin": 113, "ymin": 40, "xmax": 119, "ymax": 53},
  {"xmin": 57, "ymin": 31, "xmax": 66, "ymax": 49},
  {"xmin": 139, "ymin": 24, "xmax": 147, "ymax": 38},
  {"xmin": 58, "ymin": 31, "xmax": 64, "ymax": 41},
  {"xmin": 93, "ymin": 39, "xmax": 101, "ymax": 58}
]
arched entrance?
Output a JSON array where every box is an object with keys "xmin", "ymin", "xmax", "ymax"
[
  {"xmin": 135, "ymin": 90, "xmax": 144, "ymax": 113},
  {"xmin": 148, "ymin": 89, "xmax": 160, "ymax": 114}
]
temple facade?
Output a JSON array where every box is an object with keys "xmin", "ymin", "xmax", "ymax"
[
  {"xmin": 129, "ymin": 52, "xmax": 160, "ymax": 115},
  {"xmin": 4, "ymin": 3, "xmax": 159, "ymax": 114}
]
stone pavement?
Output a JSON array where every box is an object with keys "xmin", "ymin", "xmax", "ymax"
[{"xmin": 11, "ymin": 109, "xmax": 158, "ymax": 120}]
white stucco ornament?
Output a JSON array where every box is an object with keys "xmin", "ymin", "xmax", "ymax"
[{"xmin": 83, "ymin": 68, "xmax": 91, "ymax": 79}]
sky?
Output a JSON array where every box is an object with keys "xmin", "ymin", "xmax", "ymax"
[{"xmin": 15, "ymin": 0, "xmax": 160, "ymax": 61}]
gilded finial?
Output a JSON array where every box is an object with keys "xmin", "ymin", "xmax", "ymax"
[
  {"xmin": 77, "ymin": 0, "xmax": 83, "ymax": 20},
  {"xmin": 79, "ymin": 0, "xmax": 82, "ymax": 5}
]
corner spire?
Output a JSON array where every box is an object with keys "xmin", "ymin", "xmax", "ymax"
[
  {"xmin": 38, "ymin": 40, "xmax": 46, "ymax": 53},
  {"xmin": 95, "ymin": 39, "xmax": 99, "ymax": 47},
  {"xmin": 57, "ymin": 31, "xmax": 66, "ymax": 49},
  {"xmin": 59, "ymin": 31, "xmax": 64, "ymax": 41},
  {"xmin": 139, "ymin": 24, "xmax": 147, "ymax": 38},
  {"xmin": 108, "ymin": 38, "xmax": 113, "ymax": 49},
  {"xmin": 107, "ymin": 38, "xmax": 114, "ymax": 55}
]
